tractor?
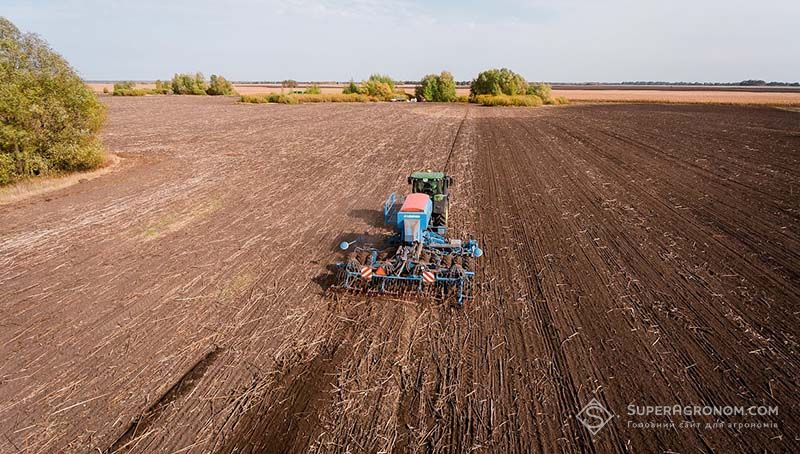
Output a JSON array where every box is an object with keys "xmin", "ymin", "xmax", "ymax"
[
  {"xmin": 408, "ymin": 170, "xmax": 452, "ymax": 230},
  {"xmin": 335, "ymin": 170, "xmax": 481, "ymax": 305}
]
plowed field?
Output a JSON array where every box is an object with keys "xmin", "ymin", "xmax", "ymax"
[{"xmin": 1, "ymin": 97, "xmax": 798, "ymax": 453}]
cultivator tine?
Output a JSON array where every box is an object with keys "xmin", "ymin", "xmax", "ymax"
[
  {"xmin": 330, "ymin": 265, "xmax": 478, "ymax": 307},
  {"xmin": 333, "ymin": 226, "xmax": 480, "ymax": 305}
]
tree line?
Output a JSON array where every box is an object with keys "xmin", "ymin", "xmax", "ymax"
[{"xmin": 111, "ymin": 73, "xmax": 236, "ymax": 96}]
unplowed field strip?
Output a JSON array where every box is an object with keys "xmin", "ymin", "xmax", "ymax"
[{"xmin": 0, "ymin": 99, "xmax": 797, "ymax": 453}]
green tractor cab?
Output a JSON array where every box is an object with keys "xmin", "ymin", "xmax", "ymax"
[{"xmin": 408, "ymin": 170, "xmax": 452, "ymax": 228}]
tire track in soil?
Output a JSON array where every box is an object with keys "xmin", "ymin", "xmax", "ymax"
[
  {"xmin": 109, "ymin": 347, "xmax": 221, "ymax": 452},
  {"xmin": 442, "ymin": 106, "xmax": 469, "ymax": 173}
]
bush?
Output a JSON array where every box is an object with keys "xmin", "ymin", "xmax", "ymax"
[
  {"xmin": 304, "ymin": 84, "xmax": 321, "ymax": 95},
  {"xmin": 0, "ymin": 153, "xmax": 13, "ymax": 185},
  {"xmin": 153, "ymin": 79, "xmax": 172, "ymax": 94},
  {"xmin": 240, "ymin": 93, "xmax": 371, "ymax": 104},
  {"xmin": 554, "ymin": 96, "xmax": 569, "ymax": 105},
  {"xmin": 342, "ymin": 80, "xmax": 360, "ymax": 94},
  {"xmin": 112, "ymin": 82, "xmax": 152, "ymax": 96},
  {"xmin": 113, "ymin": 81, "xmax": 135, "ymax": 91},
  {"xmin": 0, "ymin": 17, "xmax": 106, "ymax": 184},
  {"xmin": 360, "ymin": 79, "xmax": 393, "ymax": 100},
  {"xmin": 333, "ymin": 75, "xmax": 399, "ymax": 101},
  {"xmin": 49, "ymin": 140, "xmax": 105, "ymax": 171},
  {"xmin": 240, "ymin": 94, "xmax": 269, "ymax": 103},
  {"xmin": 366, "ymin": 74, "xmax": 395, "ymax": 92},
  {"xmin": 112, "ymin": 81, "xmax": 149, "ymax": 96},
  {"xmin": 416, "ymin": 71, "xmax": 457, "ymax": 102},
  {"xmin": 112, "ymin": 88, "xmax": 150, "ymax": 96},
  {"xmin": 114, "ymin": 80, "xmax": 175, "ymax": 96},
  {"xmin": 527, "ymin": 83, "xmax": 553, "ymax": 103},
  {"xmin": 281, "ymin": 79, "xmax": 298, "ymax": 89},
  {"xmin": 171, "ymin": 72, "xmax": 207, "ymax": 95},
  {"xmin": 455, "ymin": 95, "xmax": 470, "ymax": 103},
  {"xmin": 470, "ymin": 68, "xmax": 528, "ymax": 97},
  {"xmin": 294, "ymin": 93, "xmax": 371, "ymax": 103},
  {"xmin": 271, "ymin": 94, "xmax": 299, "ymax": 104},
  {"xmin": 206, "ymin": 74, "xmax": 235, "ymax": 96},
  {"xmin": 102, "ymin": 87, "xmax": 109, "ymax": 94},
  {"xmin": 475, "ymin": 94, "xmax": 543, "ymax": 107}
]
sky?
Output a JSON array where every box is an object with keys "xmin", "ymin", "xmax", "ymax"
[{"xmin": 4, "ymin": 0, "xmax": 799, "ymax": 82}]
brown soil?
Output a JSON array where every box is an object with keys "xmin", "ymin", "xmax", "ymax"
[{"xmin": 0, "ymin": 97, "xmax": 797, "ymax": 453}]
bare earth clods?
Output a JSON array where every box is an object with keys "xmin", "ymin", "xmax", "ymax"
[{"xmin": 0, "ymin": 97, "xmax": 798, "ymax": 453}]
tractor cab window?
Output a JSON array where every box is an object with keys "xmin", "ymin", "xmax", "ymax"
[{"xmin": 413, "ymin": 179, "xmax": 441, "ymax": 195}]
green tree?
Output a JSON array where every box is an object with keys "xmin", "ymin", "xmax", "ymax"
[
  {"xmin": 437, "ymin": 71, "xmax": 457, "ymax": 102},
  {"xmin": 416, "ymin": 71, "xmax": 457, "ymax": 102},
  {"xmin": 416, "ymin": 74, "xmax": 440, "ymax": 101},
  {"xmin": 206, "ymin": 74, "xmax": 235, "ymax": 95},
  {"xmin": 367, "ymin": 74, "xmax": 395, "ymax": 92},
  {"xmin": 470, "ymin": 68, "xmax": 528, "ymax": 97},
  {"xmin": 171, "ymin": 72, "xmax": 207, "ymax": 95},
  {"xmin": 360, "ymin": 79, "xmax": 393, "ymax": 100},
  {"xmin": 0, "ymin": 17, "xmax": 105, "ymax": 184}
]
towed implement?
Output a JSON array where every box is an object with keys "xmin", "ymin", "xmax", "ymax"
[{"xmin": 336, "ymin": 171, "xmax": 482, "ymax": 305}]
